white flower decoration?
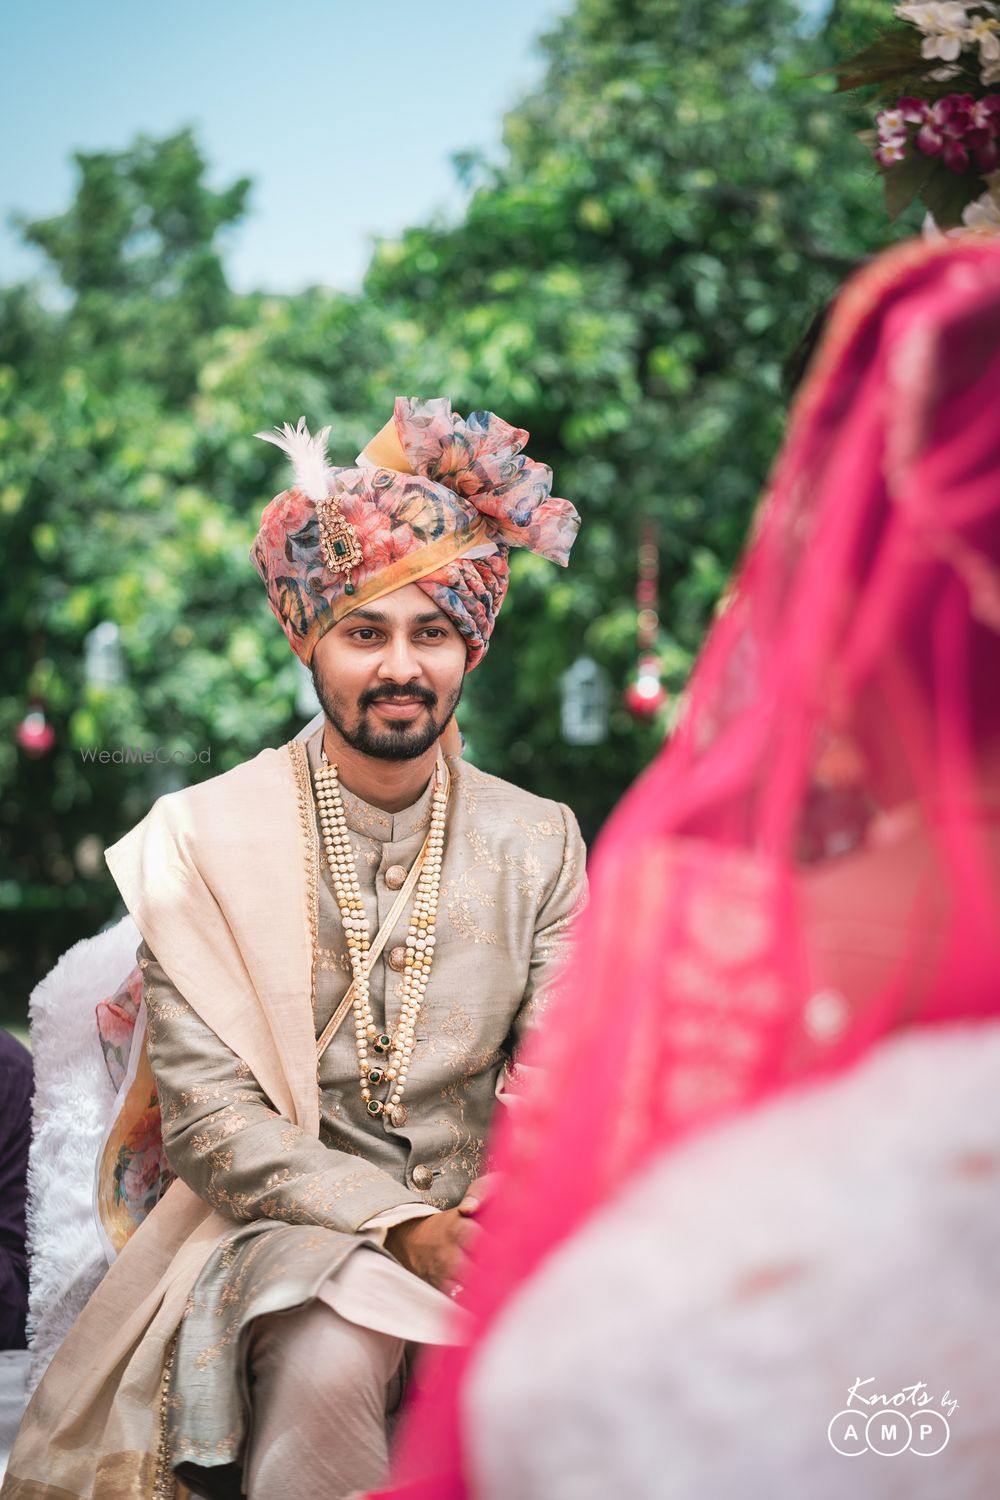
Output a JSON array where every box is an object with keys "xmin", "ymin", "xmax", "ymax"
[
  {"xmin": 961, "ymin": 174, "xmax": 1000, "ymax": 232},
  {"xmin": 895, "ymin": 1, "xmax": 972, "ymax": 59},
  {"xmin": 968, "ymin": 14, "xmax": 1000, "ymax": 59}
]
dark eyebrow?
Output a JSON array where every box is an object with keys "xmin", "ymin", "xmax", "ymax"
[
  {"xmin": 345, "ymin": 609, "xmax": 389, "ymax": 625},
  {"xmin": 343, "ymin": 608, "xmax": 450, "ymax": 627}
]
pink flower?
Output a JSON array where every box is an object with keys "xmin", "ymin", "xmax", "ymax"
[
  {"xmin": 976, "ymin": 136, "xmax": 999, "ymax": 170},
  {"xmin": 971, "ymin": 94, "xmax": 1000, "ymax": 131},
  {"xmin": 969, "ymin": 101, "xmax": 996, "ymax": 130},
  {"xmin": 943, "ymin": 93, "xmax": 975, "ymax": 134},
  {"xmin": 877, "ymin": 138, "xmax": 908, "ymax": 165},
  {"xmin": 340, "ymin": 498, "xmax": 417, "ymax": 573},
  {"xmin": 898, "ymin": 95, "xmax": 927, "ymax": 122},
  {"xmin": 924, "ymin": 97, "xmax": 955, "ymax": 126},
  {"xmin": 125, "ymin": 1107, "xmax": 164, "ymax": 1158},
  {"xmin": 918, "ymin": 123, "xmax": 945, "ymax": 154},
  {"xmin": 256, "ymin": 487, "xmax": 314, "ymax": 560},
  {"xmin": 877, "ymin": 108, "xmax": 908, "ymax": 139},
  {"xmin": 121, "ymin": 1146, "xmax": 164, "ymax": 1206},
  {"xmin": 943, "ymin": 137, "xmax": 971, "ymax": 170},
  {"xmin": 97, "ymin": 1000, "xmax": 136, "ymax": 1054}
]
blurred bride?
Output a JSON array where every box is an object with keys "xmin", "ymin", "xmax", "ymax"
[{"xmin": 373, "ymin": 236, "xmax": 1000, "ymax": 1500}]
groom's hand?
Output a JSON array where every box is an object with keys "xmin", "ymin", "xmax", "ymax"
[
  {"xmin": 457, "ymin": 1171, "xmax": 502, "ymax": 1217},
  {"xmin": 385, "ymin": 1208, "xmax": 478, "ymax": 1294}
]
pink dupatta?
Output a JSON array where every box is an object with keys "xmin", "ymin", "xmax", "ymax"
[{"xmin": 375, "ymin": 237, "xmax": 1000, "ymax": 1497}]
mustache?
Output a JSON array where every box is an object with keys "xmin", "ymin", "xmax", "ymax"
[{"xmin": 359, "ymin": 683, "xmax": 437, "ymax": 711}]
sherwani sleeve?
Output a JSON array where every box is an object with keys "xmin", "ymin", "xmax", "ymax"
[
  {"xmin": 498, "ymin": 802, "xmax": 588, "ymax": 1104},
  {"xmin": 140, "ymin": 940, "xmax": 428, "ymax": 1233}
]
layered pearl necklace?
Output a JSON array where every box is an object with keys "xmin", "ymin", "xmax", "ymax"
[{"xmin": 313, "ymin": 757, "xmax": 448, "ymax": 1126}]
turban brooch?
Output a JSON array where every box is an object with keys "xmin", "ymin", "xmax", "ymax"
[{"xmin": 252, "ymin": 396, "xmax": 581, "ymax": 671}]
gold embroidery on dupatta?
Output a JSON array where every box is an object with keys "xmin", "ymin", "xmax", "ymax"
[{"xmin": 289, "ymin": 739, "xmax": 320, "ymax": 1024}]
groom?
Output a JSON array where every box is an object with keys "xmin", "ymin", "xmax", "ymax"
[{"xmin": 0, "ymin": 398, "xmax": 585, "ymax": 1500}]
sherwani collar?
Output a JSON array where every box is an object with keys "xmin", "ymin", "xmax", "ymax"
[{"xmin": 304, "ymin": 720, "xmax": 441, "ymax": 843}]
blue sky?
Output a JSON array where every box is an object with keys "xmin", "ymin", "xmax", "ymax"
[{"xmin": 0, "ymin": 0, "xmax": 570, "ymax": 295}]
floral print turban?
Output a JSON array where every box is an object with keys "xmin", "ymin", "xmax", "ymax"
[{"xmin": 252, "ymin": 397, "xmax": 581, "ymax": 671}]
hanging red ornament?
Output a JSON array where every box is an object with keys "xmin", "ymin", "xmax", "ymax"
[
  {"xmin": 624, "ymin": 521, "xmax": 668, "ymax": 722},
  {"xmin": 16, "ymin": 707, "xmax": 55, "ymax": 758},
  {"xmin": 624, "ymin": 652, "xmax": 668, "ymax": 720}
]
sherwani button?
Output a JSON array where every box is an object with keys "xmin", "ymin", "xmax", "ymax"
[
  {"xmin": 389, "ymin": 945, "xmax": 407, "ymax": 971},
  {"xmin": 384, "ymin": 865, "xmax": 408, "ymax": 890},
  {"xmin": 411, "ymin": 1164, "xmax": 434, "ymax": 1190}
]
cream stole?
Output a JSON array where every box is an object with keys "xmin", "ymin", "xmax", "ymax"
[{"xmin": 1, "ymin": 740, "xmax": 319, "ymax": 1500}]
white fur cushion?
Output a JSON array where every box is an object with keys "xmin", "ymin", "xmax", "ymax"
[
  {"xmin": 469, "ymin": 1022, "xmax": 1000, "ymax": 1500},
  {"xmin": 25, "ymin": 914, "xmax": 140, "ymax": 1389}
]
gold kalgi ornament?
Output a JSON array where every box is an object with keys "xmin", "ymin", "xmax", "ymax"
[{"xmin": 316, "ymin": 494, "xmax": 364, "ymax": 577}]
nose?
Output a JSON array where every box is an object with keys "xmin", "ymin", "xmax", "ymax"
[{"xmin": 376, "ymin": 632, "xmax": 423, "ymax": 685}]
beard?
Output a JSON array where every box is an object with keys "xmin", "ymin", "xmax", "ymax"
[{"xmin": 311, "ymin": 670, "xmax": 463, "ymax": 761}]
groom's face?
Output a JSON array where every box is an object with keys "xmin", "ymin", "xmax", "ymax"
[{"xmin": 310, "ymin": 583, "xmax": 466, "ymax": 761}]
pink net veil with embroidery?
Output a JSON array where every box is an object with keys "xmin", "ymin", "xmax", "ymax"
[{"xmin": 374, "ymin": 237, "xmax": 1000, "ymax": 1499}]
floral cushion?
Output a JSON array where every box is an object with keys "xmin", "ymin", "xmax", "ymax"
[
  {"xmin": 95, "ymin": 966, "xmax": 143, "ymax": 1090},
  {"xmin": 94, "ymin": 969, "xmax": 174, "ymax": 1253}
]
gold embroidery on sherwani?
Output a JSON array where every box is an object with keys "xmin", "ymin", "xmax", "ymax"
[
  {"xmin": 440, "ymin": 875, "xmax": 499, "ymax": 945},
  {"xmin": 317, "ymin": 944, "xmax": 351, "ymax": 973},
  {"xmin": 465, "ymin": 827, "xmax": 502, "ymax": 871},
  {"xmin": 426, "ymin": 1109, "xmax": 485, "ymax": 1193},
  {"xmin": 142, "ymin": 970, "xmax": 185, "ymax": 1049},
  {"xmin": 455, "ymin": 761, "xmax": 483, "ymax": 811},
  {"xmin": 153, "ymin": 1330, "xmax": 181, "ymax": 1500},
  {"xmin": 339, "ymin": 790, "xmax": 392, "ymax": 838}
]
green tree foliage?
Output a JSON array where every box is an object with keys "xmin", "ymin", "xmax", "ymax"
[
  {"xmin": 361, "ymin": 0, "xmax": 908, "ymax": 825},
  {"xmin": 1, "ymin": 1, "xmax": 904, "ymax": 1011}
]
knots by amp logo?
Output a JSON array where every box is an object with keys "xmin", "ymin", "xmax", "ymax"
[{"xmin": 828, "ymin": 1379, "xmax": 957, "ymax": 1457}]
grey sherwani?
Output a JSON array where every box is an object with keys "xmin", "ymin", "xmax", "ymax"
[{"xmin": 140, "ymin": 723, "xmax": 586, "ymax": 1494}]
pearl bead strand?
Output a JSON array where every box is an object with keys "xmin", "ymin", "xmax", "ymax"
[{"xmin": 313, "ymin": 759, "xmax": 449, "ymax": 1122}]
